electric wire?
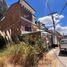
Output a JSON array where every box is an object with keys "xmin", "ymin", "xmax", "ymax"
[
  {"xmin": 45, "ymin": 0, "xmax": 52, "ymax": 14},
  {"xmin": 45, "ymin": 0, "xmax": 67, "ymax": 66},
  {"xmin": 60, "ymin": 2, "xmax": 67, "ymax": 15}
]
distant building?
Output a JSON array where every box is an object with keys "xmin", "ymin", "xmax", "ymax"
[{"xmin": 63, "ymin": 35, "xmax": 67, "ymax": 39}]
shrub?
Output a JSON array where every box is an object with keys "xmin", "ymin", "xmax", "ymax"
[
  {"xmin": 11, "ymin": 35, "xmax": 20, "ymax": 44},
  {"xmin": 24, "ymin": 46, "xmax": 38, "ymax": 67},
  {"xmin": 5, "ymin": 42, "xmax": 45, "ymax": 67},
  {"xmin": 0, "ymin": 36, "xmax": 6, "ymax": 49},
  {"xmin": 18, "ymin": 35, "xmax": 23, "ymax": 41},
  {"xmin": 0, "ymin": 36, "xmax": 47, "ymax": 67}
]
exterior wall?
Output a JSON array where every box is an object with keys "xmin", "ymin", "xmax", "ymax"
[
  {"xmin": 0, "ymin": 2, "xmax": 36, "ymax": 35},
  {"xmin": 32, "ymin": 24, "xmax": 39, "ymax": 31},
  {"xmin": 32, "ymin": 15, "xmax": 36, "ymax": 24},
  {"xmin": 21, "ymin": 17, "xmax": 32, "ymax": 32},
  {"xmin": 21, "ymin": 5, "xmax": 33, "ymax": 22},
  {"xmin": 0, "ymin": 3, "xmax": 21, "ymax": 36},
  {"xmin": 0, "ymin": 2, "xmax": 36, "ymax": 37},
  {"xmin": 20, "ymin": 0, "xmax": 35, "ymax": 14}
]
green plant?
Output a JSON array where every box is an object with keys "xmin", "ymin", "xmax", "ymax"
[
  {"xmin": 0, "ymin": 36, "xmax": 6, "ymax": 49},
  {"xmin": 18, "ymin": 35, "xmax": 23, "ymax": 41},
  {"xmin": 11, "ymin": 35, "xmax": 20, "ymax": 44},
  {"xmin": 0, "ymin": 36, "xmax": 47, "ymax": 67}
]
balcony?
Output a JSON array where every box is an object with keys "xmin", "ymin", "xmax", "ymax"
[
  {"xmin": 23, "ymin": 13, "xmax": 32, "ymax": 21},
  {"xmin": 21, "ymin": 6, "xmax": 33, "ymax": 22},
  {"xmin": 21, "ymin": 16, "xmax": 32, "ymax": 24}
]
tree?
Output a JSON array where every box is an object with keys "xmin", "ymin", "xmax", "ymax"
[{"xmin": 0, "ymin": 0, "xmax": 7, "ymax": 20}]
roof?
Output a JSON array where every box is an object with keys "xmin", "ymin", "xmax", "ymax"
[
  {"xmin": 20, "ymin": 0, "xmax": 35, "ymax": 14},
  {"xmin": 24, "ymin": 0, "xmax": 36, "ymax": 11}
]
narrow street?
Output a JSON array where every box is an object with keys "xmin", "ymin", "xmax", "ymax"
[
  {"xmin": 38, "ymin": 47, "xmax": 67, "ymax": 67},
  {"xmin": 56, "ymin": 49, "xmax": 67, "ymax": 67}
]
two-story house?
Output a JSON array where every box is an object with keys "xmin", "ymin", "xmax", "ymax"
[{"xmin": 0, "ymin": 0, "xmax": 38, "ymax": 39}]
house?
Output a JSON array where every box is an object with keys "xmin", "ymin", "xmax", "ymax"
[{"xmin": 0, "ymin": 0, "xmax": 39, "ymax": 39}]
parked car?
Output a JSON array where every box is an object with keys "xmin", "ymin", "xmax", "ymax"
[{"xmin": 60, "ymin": 39, "xmax": 67, "ymax": 51}]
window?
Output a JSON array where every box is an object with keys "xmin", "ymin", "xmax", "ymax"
[{"xmin": 25, "ymin": 26, "xmax": 31, "ymax": 31}]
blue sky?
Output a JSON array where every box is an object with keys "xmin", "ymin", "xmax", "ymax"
[
  {"xmin": 6, "ymin": 0, "xmax": 67, "ymax": 26},
  {"xmin": 6, "ymin": 0, "xmax": 67, "ymax": 34}
]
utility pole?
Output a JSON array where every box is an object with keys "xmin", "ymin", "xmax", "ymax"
[
  {"xmin": 51, "ymin": 14, "xmax": 56, "ymax": 33},
  {"xmin": 49, "ymin": 12, "xmax": 58, "ymax": 47},
  {"xmin": 48, "ymin": 12, "xmax": 57, "ymax": 33},
  {"xmin": 46, "ymin": 0, "xmax": 67, "ymax": 47}
]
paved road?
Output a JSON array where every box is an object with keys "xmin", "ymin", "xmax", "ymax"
[
  {"xmin": 38, "ymin": 47, "xmax": 67, "ymax": 67},
  {"xmin": 52, "ymin": 47, "xmax": 67, "ymax": 67}
]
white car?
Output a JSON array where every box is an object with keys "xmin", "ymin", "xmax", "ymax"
[{"xmin": 60, "ymin": 39, "xmax": 67, "ymax": 51}]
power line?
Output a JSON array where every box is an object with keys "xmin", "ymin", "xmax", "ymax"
[
  {"xmin": 46, "ymin": 0, "xmax": 52, "ymax": 13},
  {"xmin": 45, "ymin": 0, "xmax": 67, "ymax": 66},
  {"xmin": 60, "ymin": 2, "xmax": 67, "ymax": 14}
]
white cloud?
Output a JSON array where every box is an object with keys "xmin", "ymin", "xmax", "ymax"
[
  {"xmin": 38, "ymin": 13, "xmax": 66, "ymax": 35},
  {"xmin": 38, "ymin": 13, "xmax": 64, "ymax": 27},
  {"xmin": 53, "ymin": 13, "xmax": 64, "ymax": 19},
  {"xmin": 38, "ymin": 16, "xmax": 52, "ymax": 26},
  {"xmin": 59, "ymin": 15, "xmax": 64, "ymax": 19},
  {"xmin": 38, "ymin": 16, "xmax": 53, "ymax": 26},
  {"xmin": 49, "ymin": 24, "xmax": 67, "ymax": 35}
]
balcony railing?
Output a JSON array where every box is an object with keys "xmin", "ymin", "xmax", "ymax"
[
  {"xmin": 21, "ymin": 16, "xmax": 32, "ymax": 24},
  {"xmin": 21, "ymin": 16, "xmax": 37, "ymax": 25}
]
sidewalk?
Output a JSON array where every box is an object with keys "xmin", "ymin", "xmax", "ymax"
[{"xmin": 38, "ymin": 48, "xmax": 59, "ymax": 67}]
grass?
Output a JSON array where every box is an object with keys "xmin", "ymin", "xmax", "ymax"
[{"xmin": 0, "ymin": 41, "xmax": 46, "ymax": 67}]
